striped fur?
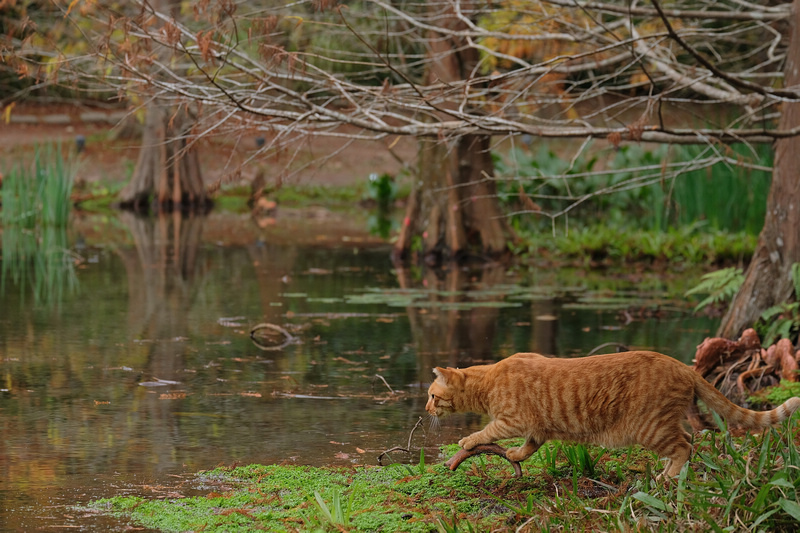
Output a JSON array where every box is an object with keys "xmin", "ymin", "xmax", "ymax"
[{"xmin": 426, "ymin": 351, "xmax": 800, "ymax": 478}]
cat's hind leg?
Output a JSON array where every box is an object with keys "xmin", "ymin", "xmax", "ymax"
[
  {"xmin": 506, "ymin": 438, "xmax": 541, "ymax": 462},
  {"xmin": 653, "ymin": 429, "xmax": 692, "ymax": 479}
]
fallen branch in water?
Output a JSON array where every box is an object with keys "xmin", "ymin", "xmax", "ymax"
[
  {"xmin": 373, "ymin": 374, "xmax": 395, "ymax": 395},
  {"xmin": 444, "ymin": 444, "xmax": 523, "ymax": 478},
  {"xmin": 377, "ymin": 416, "xmax": 424, "ymax": 465},
  {"xmin": 250, "ymin": 323, "xmax": 297, "ymax": 351}
]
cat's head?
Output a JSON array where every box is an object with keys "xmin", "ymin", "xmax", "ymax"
[{"xmin": 425, "ymin": 367, "xmax": 464, "ymax": 417}]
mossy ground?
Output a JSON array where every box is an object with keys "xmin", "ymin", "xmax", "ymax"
[{"xmin": 87, "ymin": 425, "xmax": 800, "ymax": 532}]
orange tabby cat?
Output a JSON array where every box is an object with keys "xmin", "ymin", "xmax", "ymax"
[{"xmin": 426, "ymin": 351, "xmax": 800, "ymax": 477}]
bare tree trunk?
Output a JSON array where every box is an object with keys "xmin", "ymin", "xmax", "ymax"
[
  {"xmin": 117, "ymin": 0, "xmax": 209, "ymax": 213},
  {"xmin": 392, "ymin": 1, "xmax": 511, "ymax": 265},
  {"xmin": 118, "ymin": 105, "xmax": 210, "ymax": 212},
  {"xmin": 717, "ymin": 0, "xmax": 800, "ymax": 338}
]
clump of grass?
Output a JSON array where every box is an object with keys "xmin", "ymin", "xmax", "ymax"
[
  {"xmin": 619, "ymin": 419, "xmax": 800, "ymax": 531},
  {"xmin": 302, "ymin": 488, "xmax": 355, "ymax": 530},
  {"xmin": 1, "ymin": 143, "xmax": 75, "ymax": 227},
  {"xmin": 1, "ymin": 144, "xmax": 78, "ymax": 305},
  {"xmin": 516, "ymin": 223, "xmax": 756, "ymax": 266}
]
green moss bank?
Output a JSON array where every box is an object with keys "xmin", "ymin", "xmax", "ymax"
[{"xmin": 89, "ymin": 425, "xmax": 800, "ymax": 532}]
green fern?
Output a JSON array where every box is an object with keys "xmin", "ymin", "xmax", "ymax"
[
  {"xmin": 685, "ymin": 267, "xmax": 745, "ymax": 313},
  {"xmin": 753, "ymin": 262, "xmax": 800, "ymax": 345}
]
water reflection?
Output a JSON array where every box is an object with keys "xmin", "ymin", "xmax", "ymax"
[
  {"xmin": 0, "ymin": 210, "xmax": 718, "ymax": 529},
  {"xmin": 397, "ymin": 264, "xmax": 507, "ymax": 369},
  {"xmin": 1, "ymin": 223, "xmax": 78, "ymax": 306}
]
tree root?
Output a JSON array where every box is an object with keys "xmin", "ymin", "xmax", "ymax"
[{"xmin": 443, "ymin": 444, "xmax": 523, "ymax": 478}]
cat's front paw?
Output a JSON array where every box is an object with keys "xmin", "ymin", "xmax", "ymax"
[
  {"xmin": 458, "ymin": 436, "xmax": 478, "ymax": 450},
  {"xmin": 505, "ymin": 447, "xmax": 526, "ymax": 462}
]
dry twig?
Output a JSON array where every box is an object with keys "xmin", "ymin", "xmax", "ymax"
[{"xmin": 377, "ymin": 416, "xmax": 424, "ymax": 465}]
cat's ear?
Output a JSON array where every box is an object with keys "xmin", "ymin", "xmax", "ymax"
[
  {"xmin": 433, "ymin": 367, "xmax": 448, "ymax": 383},
  {"xmin": 433, "ymin": 367, "xmax": 461, "ymax": 386}
]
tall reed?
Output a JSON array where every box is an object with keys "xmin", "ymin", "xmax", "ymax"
[
  {"xmin": 1, "ymin": 143, "xmax": 75, "ymax": 227},
  {"xmin": 1, "ymin": 143, "xmax": 77, "ymax": 305},
  {"xmin": 655, "ymin": 143, "xmax": 772, "ymax": 234}
]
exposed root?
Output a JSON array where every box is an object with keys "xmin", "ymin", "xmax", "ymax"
[
  {"xmin": 691, "ymin": 328, "xmax": 800, "ymax": 429},
  {"xmin": 443, "ymin": 443, "xmax": 523, "ymax": 478}
]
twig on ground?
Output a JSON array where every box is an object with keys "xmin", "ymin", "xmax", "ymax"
[{"xmin": 377, "ymin": 416, "xmax": 424, "ymax": 465}]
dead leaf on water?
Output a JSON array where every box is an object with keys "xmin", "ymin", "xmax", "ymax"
[
  {"xmin": 159, "ymin": 392, "xmax": 187, "ymax": 400},
  {"xmin": 333, "ymin": 356, "xmax": 361, "ymax": 364},
  {"xmin": 240, "ymin": 392, "xmax": 262, "ymax": 398},
  {"xmin": 335, "ymin": 452, "xmax": 350, "ymax": 460}
]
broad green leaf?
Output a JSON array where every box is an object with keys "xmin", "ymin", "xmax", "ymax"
[
  {"xmin": 778, "ymin": 498, "xmax": 800, "ymax": 521},
  {"xmin": 632, "ymin": 491, "xmax": 668, "ymax": 512}
]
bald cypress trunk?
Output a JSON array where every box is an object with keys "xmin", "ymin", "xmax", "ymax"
[{"xmin": 717, "ymin": 0, "xmax": 800, "ymax": 338}]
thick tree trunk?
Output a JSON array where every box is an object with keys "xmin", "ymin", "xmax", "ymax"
[
  {"xmin": 117, "ymin": 0, "xmax": 209, "ymax": 213},
  {"xmin": 118, "ymin": 105, "xmax": 210, "ymax": 212},
  {"xmin": 392, "ymin": 1, "xmax": 511, "ymax": 264},
  {"xmin": 717, "ymin": 0, "xmax": 800, "ymax": 338}
]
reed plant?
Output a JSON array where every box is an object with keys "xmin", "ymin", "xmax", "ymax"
[
  {"xmin": 496, "ymin": 140, "xmax": 772, "ymax": 237},
  {"xmin": 1, "ymin": 143, "xmax": 74, "ymax": 227},
  {"xmin": 655, "ymin": 144, "xmax": 772, "ymax": 234},
  {"xmin": 1, "ymin": 143, "xmax": 77, "ymax": 305}
]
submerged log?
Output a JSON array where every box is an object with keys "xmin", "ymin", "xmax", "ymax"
[{"xmin": 443, "ymin": 443, "xmax": 523, "ymax": 478}]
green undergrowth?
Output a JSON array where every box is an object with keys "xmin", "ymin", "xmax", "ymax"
[
  {"xmin": 751, "ymin": 380, "xmax": 800, "ymax": 406},
  {"xmin": 273, "ymin": 183, "xmax": 366, "ymax": 206},
  {"xmin": 88, "ymin": 422, "xmax": 800, "ymax": 532},
  {"xmin": 515, "ymin": 223, "xmax": 756, "ymax": 267}
]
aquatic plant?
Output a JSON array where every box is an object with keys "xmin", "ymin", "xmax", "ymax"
[
  {"xmin": 1, "ymin": 144, "xmax": 78, "ymax": 305},
  {"xmin": 1, "ymin": 143, "xmax": 75, "ymax": 227}
]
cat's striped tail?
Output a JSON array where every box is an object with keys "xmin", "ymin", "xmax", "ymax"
[{"xmin": 694, "ymin": 374, "xmax": 800, "ymax": 429}]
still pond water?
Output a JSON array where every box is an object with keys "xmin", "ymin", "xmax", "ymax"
[{"xmin": 0, "ymin": 209, "xmax": 717, "ymax": 530}]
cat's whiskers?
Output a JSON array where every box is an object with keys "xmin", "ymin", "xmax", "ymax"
[{"xmin": 426, "ymin": 413, "xmax": 441, "ymax": 432}]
